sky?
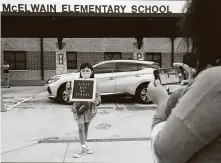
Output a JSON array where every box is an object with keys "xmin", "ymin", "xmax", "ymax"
[{"xmin": 0, "ymin": 0, "xmax": 186, "ymax": 13}]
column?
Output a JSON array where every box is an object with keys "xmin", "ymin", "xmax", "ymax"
[
  {"xmin": 171, "ymin": 37, "xmax": 175, "ymax": 66},
  {"xmin": 133, "ymin": 42, "xmax": 145, "ymax": 60},
  {"xmin": 56, "ymin": 50, "xmax": 67, "ymax": 75}
]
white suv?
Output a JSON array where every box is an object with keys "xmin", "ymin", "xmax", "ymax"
[{"xmin": 45, "ymin": 60, "xmax": 160, "ymax": 104}]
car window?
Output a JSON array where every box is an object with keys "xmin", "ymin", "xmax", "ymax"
[
  {"xmin": 93, "ymin": 62, "xmax": 116, "ymax": 74},
  {"xmin": 151, "ymin": 63, "xmax": 160, "ymax": 69},
  {"xmin": 138, "ymin": 63, "xmax": 160, "ymax": 70},
  {"xmin": 117, "ymin": 62, "xmax": 138, "ymax": 72}
]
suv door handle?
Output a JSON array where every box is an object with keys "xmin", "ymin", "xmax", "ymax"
[
  {"xmin": 135, "ymin": 75, "xmax": 141, "ymax": 77},
  {"xmin": 109, "ymin": 77, "xmax": 114, "ymax": 80}
]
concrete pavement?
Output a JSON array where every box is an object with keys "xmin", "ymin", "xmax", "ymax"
[
  {"xmin": 1, "ymin": 141, "xmax": 154, "ymax": 163},
  {"xmin": 1, "ymin": 86, "xmax": 156, "ymax": 162}
]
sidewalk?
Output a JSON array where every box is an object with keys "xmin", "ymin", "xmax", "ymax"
[
  {"xmin": 1, "ymin": 141, "xmax": 153, "ymax": 163},
  {"xmin": 1, "ymin": 106, "xmax": 155, "ymax": 162},
  {"xmin": 1, "ymin": 86, "xmax": 156, "ymax": 163}
]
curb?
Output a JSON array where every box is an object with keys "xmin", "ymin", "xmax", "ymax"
[
  {"xmin": 1, "ymin": 137, "xmax": 151, "ymax": 154},
  {"xmin": 39, "ymin": 137, "xmax": 151, "ymax": 143},
  {"xmin": 1, "ymin": 140, "xmax": 40, "ymax": 154}
]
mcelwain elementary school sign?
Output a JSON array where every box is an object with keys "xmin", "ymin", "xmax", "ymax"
[
  {"xmin": 1, "ymin": 4, "xmax": 173, "ymax": 13},
  {"xmin": 0, "ymin": 1, "xmax": 185, "ymax": 38},
  {"xmin": 0, "ymin": 1, "xmax": 185, "ymax": 13}
]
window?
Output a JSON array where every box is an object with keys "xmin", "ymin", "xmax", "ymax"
[
  {"xmin": 138, "ymin": 63, "xmax": 160, "ymax": 70},
  {"xmin": 146, "ymin": 53, "xmax": 162, "ymax": 67},
  {"xmin": 104, "ymin": 52, "xmax": 122, "ymax": 60},
  {"xmin": 93, "ymin": 62, "xmax": 116, "ymax": 74},
  {"xmin": 117, "ymin": 62, "xmax": 138, "ymax": 72},
  {"xmin": 66, "ymin": 52, "xmax": 77, "ymax": 69},
  {"xmin": 3, "ymin": 51, "xmax": 27, "ymax": 70}
]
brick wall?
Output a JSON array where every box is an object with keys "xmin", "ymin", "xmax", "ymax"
[
  {"xmin": 44, "ymin": 51, "xmax": 56, "ymax": 70},
  {"xmin": 77, "ymin": 52, "xmax": 104, "ymax": 68},
  {"xmin": 174, "ymin": 53, "xmax": 185, "ymax": 63},
  {"xmin": 2, "ymin": 38, "xmax": 40, "ymax": 51},
  {"xmin": 161, "ymin": 53, "xmax": 172, "ymax": 68},
  {"xmin": 27, "ymin": 52, "xmax": 41, "ymax": 70},
  {"xmin": 1, "ymin": 37, "xmax": 188, "ymax": 82},
  {"xmin": 44, "ymin": 70, "xmax": 56, "ymax": 80},
  {"xmin": 144, "ymin": 38, "xmax": 171, "ymax": 53},
  {"xmin": 1, "ymin": 38, "xmax": 57, "ymax": 80},
  {"xmin": 2, "ymin": 37, "xmax": 187, "ymax": 52},
  {"xmin": 42, "ymin": 38, "xmax": 136, "ymax": 52},
  {"xmin": 8, "ymin": 70, "xmax": 41, "ymax": 80}
]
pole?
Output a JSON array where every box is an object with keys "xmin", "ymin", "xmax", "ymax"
[
  {"xmin": 40, "ymin": 38, "xmax": 44, "ymax": 80},
  {"xmin": 171, "ymin": 37, "xmax": 175, "ymax": 67}
]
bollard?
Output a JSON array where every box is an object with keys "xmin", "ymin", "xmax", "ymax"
[{"xmin": 1, "ymin": 92, "xmax": 7, "ymax": 112}]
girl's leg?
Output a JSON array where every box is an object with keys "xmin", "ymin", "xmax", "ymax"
[
  {"xmin": 84, "ymin": 122, "xmax": 90, "ymax": 141},
  {"xmin": 78, "ymin": 124, "xmax": 86, "ymax": 145},
  {"xmin": 84, "ymin": 122, "xmax": 93, "ymax": 154},
  {"xmin": 73, "ymin": 123, "xmax": 87, "ymax": 158}
]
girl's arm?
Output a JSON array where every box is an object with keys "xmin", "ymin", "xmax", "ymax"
[
  {"xmin": 95, "ymin": 84, "xmax": 101, "ymax": 106},
  {"xmin": 91, "ymin": 84, "xmax": 101, "ymax": 117},
  {"xmin": 152, "ymin": 66, "xmax": 221, "ymax": 163},
  {"xmin": 71, "ymin": 102, "xmax": 77, "ymax": 113},
  {"xmin": 92, "ymin": 84, "xmax": 101, "ymax": 106},
  {"xmin": 72, "ymin": 102, "xmax": 79, "ymax": 119}
]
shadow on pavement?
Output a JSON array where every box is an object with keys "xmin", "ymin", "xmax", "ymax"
[{"xmin": 101, "ymin": 95, "xmax": 136, "ymax": 104}]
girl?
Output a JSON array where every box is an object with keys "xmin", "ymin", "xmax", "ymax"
[{"xmin": 68, "ymin": 63, "xmax": 101, "ymax": 158}]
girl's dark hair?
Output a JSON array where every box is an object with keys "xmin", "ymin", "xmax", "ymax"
[
  {"xmin": 79, "ymin": 62, "xmax": 95, "ymax": 78},
  {"xmin": 180, "ymin": 0, "xmax": 221, "ymax": 76}
]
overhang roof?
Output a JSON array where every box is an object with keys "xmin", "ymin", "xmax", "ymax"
[{"xmin": 1, "ymin": 12, "xmax": 184, "ymax": 38}]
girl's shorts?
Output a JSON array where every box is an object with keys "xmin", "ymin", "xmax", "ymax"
[{"xmin": 75, "ymin": 110, "xmax": 92, "ymax": 124}]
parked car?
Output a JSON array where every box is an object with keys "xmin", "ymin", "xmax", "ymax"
[{"xmin": 45, "ymin": 60, "xmax": 160, "ymax": 104}]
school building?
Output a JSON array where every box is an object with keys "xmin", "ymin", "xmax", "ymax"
[{"xmin": 1, "ymin": 12, "xmax": 189, "ymax": 86}]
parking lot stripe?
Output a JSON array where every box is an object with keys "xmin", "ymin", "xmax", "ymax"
[{"xmin": 6, "ymin": 97, "xmax": 33, "ymax": 111}]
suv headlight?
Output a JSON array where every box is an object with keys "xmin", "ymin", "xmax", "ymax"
[{"xmin": 47, "ymin": 76, "xmax": 61, "ymax": 84}]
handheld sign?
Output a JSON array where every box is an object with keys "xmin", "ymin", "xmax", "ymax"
[{"xmin": 69, "ymin": 79, "xmax": 96, "ymax": 102}]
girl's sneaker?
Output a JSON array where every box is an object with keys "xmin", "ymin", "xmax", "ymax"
[
  {"xmin": 73, "ymin": 147, "xmax": 86, "ymax": 158},
  {"xmin": 86, "ymin": 146, "xmax": 93, "ymax": 154},
  {"xmin": 85, "ymin": 143, "xmax": 93, "ymax": 154}
]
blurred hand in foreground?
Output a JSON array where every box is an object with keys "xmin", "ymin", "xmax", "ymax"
[{"xmin": 147, "ymin": 80, "xmax": 169, "ymax": 105}]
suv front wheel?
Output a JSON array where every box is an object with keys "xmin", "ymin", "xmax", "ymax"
[
  {"xmin": 57, "ymin": 84, "xmax": 73, "ymax": 104},
  {"xmin": 135, "ymin": 84, "xmax": 152, "ymax": 104}
]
